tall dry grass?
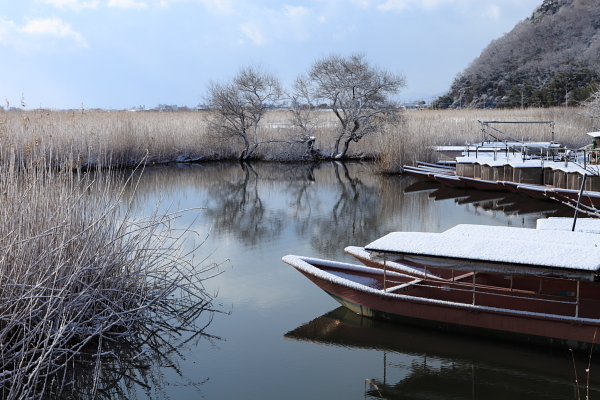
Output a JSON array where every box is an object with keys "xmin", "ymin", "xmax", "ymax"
[
  {"xmin": 0, "ymin": 145, "xmax": 220, "ymax": 398},
  {"xmin": 0, "ymin": 107, "xmax": 593, "ymax": 170}
]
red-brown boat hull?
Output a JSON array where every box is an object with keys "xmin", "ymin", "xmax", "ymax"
[
  {"xmin": 299, "ymin": 269, "xmax": 600, "ymax": 350},
  {"xmin": 459, "ymin": 176, "xmax": 508, "ymax": 191},
  {"xmin": 433, "ymin": 174, "xmax": 468, "ymax": 188}
]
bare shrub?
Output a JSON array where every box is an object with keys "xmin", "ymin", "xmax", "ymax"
[{"xmin": 0, "ymin": 150, "xmax": 220, "ymax": 398}]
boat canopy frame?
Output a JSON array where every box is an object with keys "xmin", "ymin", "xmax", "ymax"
[{"xmin": 478, "ymin": 120, "xmax": 556, "ymax": 145}]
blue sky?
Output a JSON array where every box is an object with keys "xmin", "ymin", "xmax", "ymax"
[{"xmin": 1, "ymin": 0, "xmax": 541, "ymax": 109}]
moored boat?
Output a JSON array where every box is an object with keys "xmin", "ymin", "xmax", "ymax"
[
  {"xmin": 544, "ymin": 187, "xmax": 600, "ymax": 208},
  {"xmin": 285, "ymin": 223, "xmax": 600, "ymax": 350},
  {"xmin": 403, "ymin": 167, "xmax": 437, "ymax": 182},
  {"xmin": 432, "ymin": 173, "xmax": 468, "ymax": 188},
  {"xmin": 515, "ymin": 184, "xmax": 550, "ymax": 200},
  {"xmin": 458, "ymin": 176, "xmax": 509, "ymax": 191}
]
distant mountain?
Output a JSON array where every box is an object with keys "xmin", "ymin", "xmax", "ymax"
[{"xmin": 433, "ymin": 0, "xmax": 600, "ymax": 109}]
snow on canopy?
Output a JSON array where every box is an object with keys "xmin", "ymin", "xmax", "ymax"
[
  {"xmin": 444, "ymin": 224, "xmax": 600, "ymax": 247},
  {"xmin": 365, "ymin": 229, "xmax": 600, "ymax": 272},
  {"xmin": 537, "ymin": 217, "xmax": 600, "ymax": 234}
]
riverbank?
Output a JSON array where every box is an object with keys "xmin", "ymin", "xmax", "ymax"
[{"xmin": 0, "ymin": 107, "xmax": 592, "ymax": 173}]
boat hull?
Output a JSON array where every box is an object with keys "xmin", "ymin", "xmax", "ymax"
[
  {"xmin": 299, "ymin": 269, "xmax": 599, "ymax": 351},
  {"xmin": 433, "ymin": 174, "xmax": 468, "ymax": 188},
  {"xmin": 459, "ymin": 176, "xmax": 508, "ymax": 191},
  {"xmin": 545, "ymin": 188, "xmax": 600, "ymax": 208},
  {"xmin": 516, "ymin": 184, "xmax": 549, "ymax": 200},
  {"xmin": 404, "ymin": 168, "xmax": 436, "ymax": 182},
  {"xmin": 284, "ymin": 255, "xmax": 600, "ymax": 351},
  {"xmin": 323, "ymin": 288, "xmax": 599, "ymax": 351}
]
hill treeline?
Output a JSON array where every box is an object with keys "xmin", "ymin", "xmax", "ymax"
[{"xmin": 433, "ymin": 0, "xmax": 600, "ymax": 109}]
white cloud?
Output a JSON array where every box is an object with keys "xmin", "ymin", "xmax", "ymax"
[
  {"xmin": 197, "ymin": 0, "xmax": 236, "ymax": 14},
  {"xmin": 377, "ymin": 0, "xmax": 458, "ymax": 11},
  {"xmin": 482, "ymin": 4, "xmax": 500, "ymax": 20},
  {"xmin": 377, "ymin": 0, "xmax": 410, "ymax": 12},
  {"xmin": 108, "ymin": 0, "xmax": 148, "ymax": 9},
  {"xmin": 0, "ymin": 19, "xmax": 19, "ymax": 46},
  {"xmin": 38, "ymin": 0, "xmax": 100, "ymax": 10},
  {"xmin": 375, "ymin": 0, "xmax": 511, "ymax": 17},
  {"xmin": 240, "ymin": 22, "xmax": 265, "ymax": 46},
  {"xmin": 283, "ymin": 5, "xmax": 311, "ymax": 18},
  {"xmin": 349, "ymin": 0, "xmax": 372, "ymax": 8},
  {"xmin": 0, "ymin": 17, "xmax": 88, "ymax": 52}
]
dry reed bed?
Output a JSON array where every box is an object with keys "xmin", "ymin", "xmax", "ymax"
[
  {"xmin": 0, "ymin": 107, "xmax": 594, "ymax": 172},
  {"xmin": 0, "ymin": 149, "xmax": 219, "ymax": 398}
]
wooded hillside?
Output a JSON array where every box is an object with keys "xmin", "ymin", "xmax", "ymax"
[{"xmin": 433, "ymin": 0, "xmax": 600, "ymax": 109}]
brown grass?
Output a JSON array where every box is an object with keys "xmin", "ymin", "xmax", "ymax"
[{"xmin": 0, "ymin": 107, "xmax": 593, "ymax": 171}]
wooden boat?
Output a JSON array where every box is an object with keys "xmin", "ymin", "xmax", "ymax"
[
  {"xmin": 544, "ymin": 187, "xmax": 600, "ymax": 208},
  {"xmin": 515, "ymin": 184, "xmax": 550, "ymax": 200},
  {"xmin": 432, "ymin": 173, "xmax": 468, "ymax": 188},
  {"xmin": 458, "ymin": 176, "xmax": 508, "ymax": 191},
  {"xmin": 285, "ymin": 224, "xmax": 600, "ymax": 350},
  {"xmin": 405, "ymin": 165, "xmax": 455, "ymax": 175},
  {"xmin": 417, "ymin": 161, "xmax": 456, "ymax": 171},
  {"xmin": 403, "ymin": 165, "xmax": 455, "ymax": 182},
  {"xmin": 499, "ymin": 181, "xmax": 523, "ymax": 193},
  {"xmin": 403, "ymin": 167, "xmax": 437, "ymax": 182}
]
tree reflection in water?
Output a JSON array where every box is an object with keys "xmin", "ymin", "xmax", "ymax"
[
  {"xmin": 100, "ymin": 161, "xmax": 582, "ymax": 399},
  {"xmin": 116, "ymin": 161, "xmax": 573, "ymax": 258}
]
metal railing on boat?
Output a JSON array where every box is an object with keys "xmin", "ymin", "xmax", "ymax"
[{"xmin": 380, "ymin": 259, "xmax": 585, "ymax": 318}]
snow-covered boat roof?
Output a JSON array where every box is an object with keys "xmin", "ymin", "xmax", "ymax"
[
  {"xmin": 455, "ymin": 155, "xmax": 598, "ymax": 175},
  {"xmin": 365, "ymin": 226, "xmax": 600, "ymax": 281},
  {"xmin": 537, "ymin": 217, "xmax": 600, "ymax": 234},
  {"xmin": 444, "ymin": 224, "xmax": 600, "ymax": 247},
  {"xmin": 587, "ymin": 132, "xmax": 600, "ymax": 138}
]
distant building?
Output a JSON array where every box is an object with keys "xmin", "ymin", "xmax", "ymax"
[{"xmin": 157, "ymin": 104, "xmax": 178, "ymax": 112}]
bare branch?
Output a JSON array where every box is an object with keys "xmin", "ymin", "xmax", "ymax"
[{"xmin": 288, "ymin": 53, "xmax": 406, "ymax": 159}]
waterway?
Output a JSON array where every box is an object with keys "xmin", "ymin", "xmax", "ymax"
[{"xmin": 115, "ymin": 161, "xmax": 596, "ymax": 399}]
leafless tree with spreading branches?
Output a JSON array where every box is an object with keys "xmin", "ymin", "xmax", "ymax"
[
  {"xmin": 289, "ymin": 53, "xmax": 407, "ymax": 159},
  {"xmin": 204, "ymin": 64, "xmax": 285, "ymax": 161},
  {"xmin": 581, "ymin": 85, "xmax": 600, "ymax": 130}
]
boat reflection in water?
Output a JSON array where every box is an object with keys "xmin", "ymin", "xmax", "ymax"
[
  {"xmin": 404, "ymin": 179, "xmax": 577, "ymax": 217},
  {"xmin": 285, "ymin": 307, "xmax": 600, "ymax": 399}
]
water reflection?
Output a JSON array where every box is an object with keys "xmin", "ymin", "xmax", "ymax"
[
  {"xmin": 120, "ymin": 162, "xmax": 573, "ymax": 256},
  {"xmin": 286, "ymin": 307, "xmax": 599, "ymax": 400},
  {"xmin": 103, "ymin": 161, "xmax": 585, "ymax": 399},
  {"xmin": 405, "ymin": 179, "xmax": 575, "ymax": 218}
]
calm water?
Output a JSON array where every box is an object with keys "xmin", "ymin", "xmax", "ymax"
[{"xmin": 116, "ymin": 161, "xmax": 596, "ymax": 399}]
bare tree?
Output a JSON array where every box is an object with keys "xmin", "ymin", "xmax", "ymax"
[
  {"xmin": 581, "ymin": 85, "xmax": 600, "ymax": 130},
  {"xmin": 289, "ymin": 53, "xmax": 407, "ymax": 159},
  {"xmin": 204, "ymin": 65, "xmax": 284, "ymax": 161}
]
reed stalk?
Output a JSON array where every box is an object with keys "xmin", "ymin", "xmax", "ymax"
[{"xmin": 0, "ymin": 145, "xmax": 220, "ymax": 398}]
